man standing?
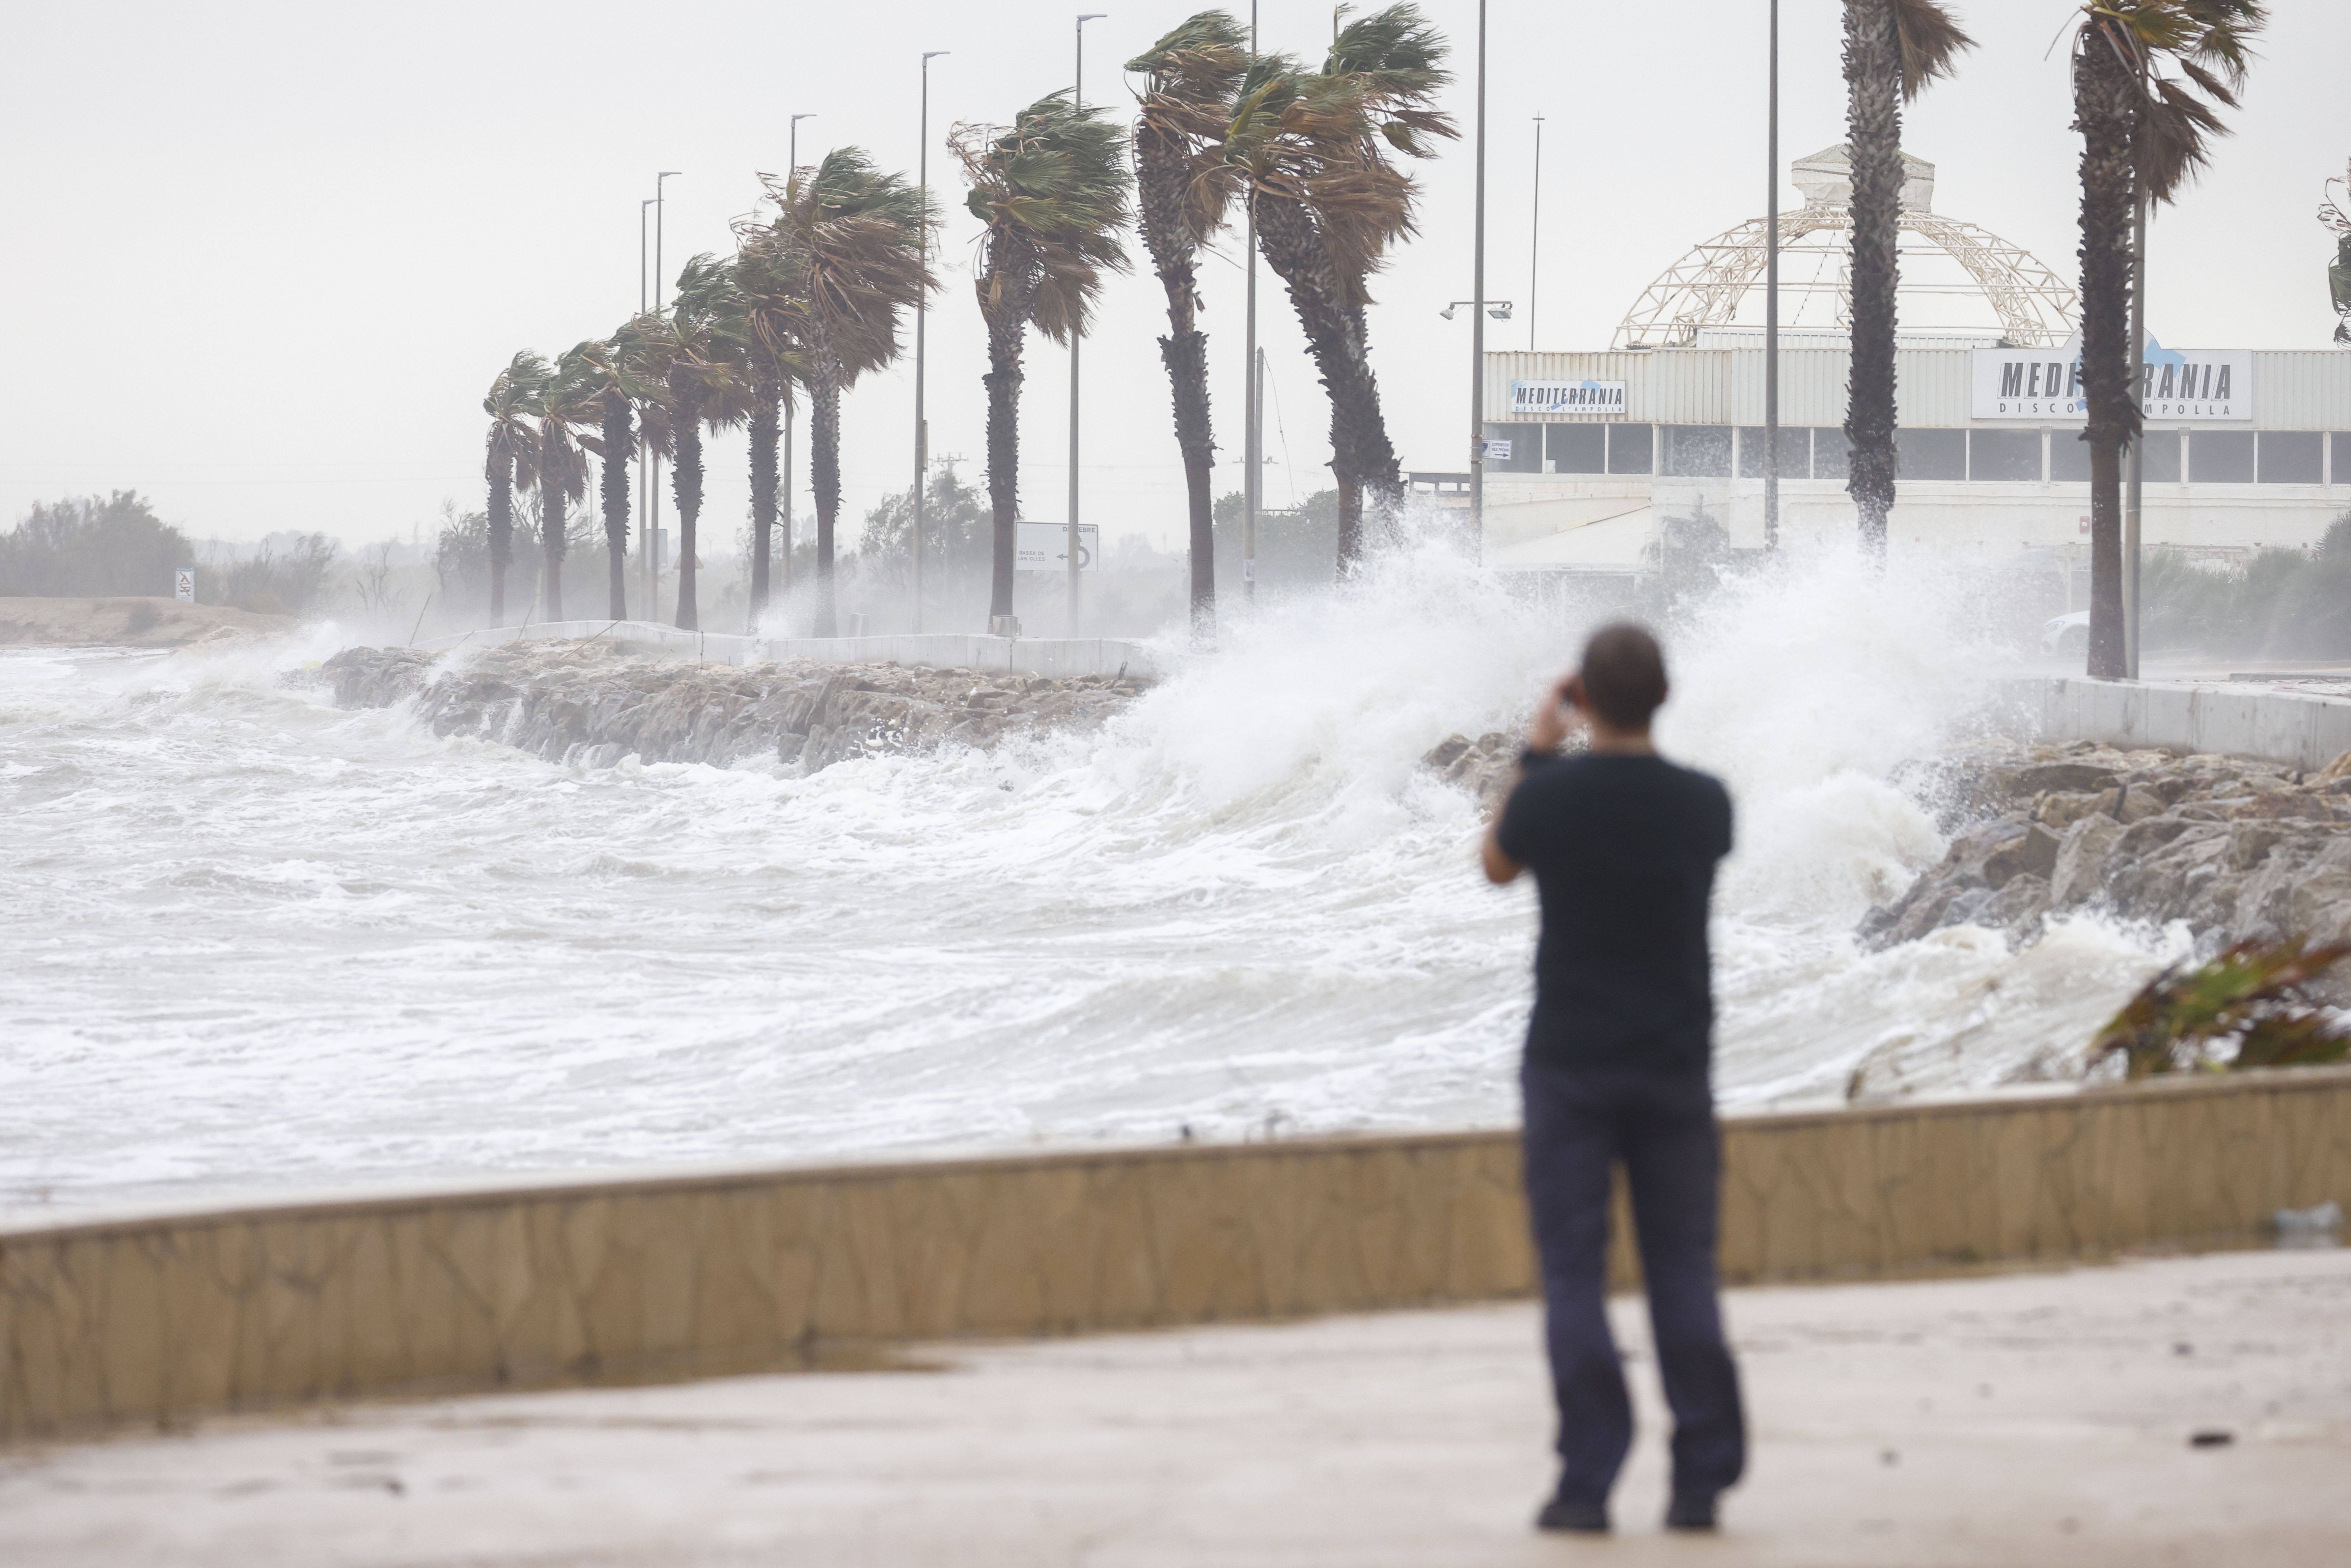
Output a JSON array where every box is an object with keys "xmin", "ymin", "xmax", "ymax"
[{"xmin": 1481, "ymin": 622, "xmax": 1744, "ymax": 1535}]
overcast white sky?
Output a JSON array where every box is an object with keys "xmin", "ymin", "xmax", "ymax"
[{"xmin": 5, "ymin": 0, "xmax": 2345, "ymax": 551}]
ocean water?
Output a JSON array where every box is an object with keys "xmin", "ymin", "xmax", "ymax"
[{"xmin": 0, "ymin": 536, "xmax": 2178, "ymax": 1223}]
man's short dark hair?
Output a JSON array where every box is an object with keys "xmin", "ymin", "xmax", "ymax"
[{"xmin": 1580, "ymin": 623, "xmax": 1668, "ymax": 731}]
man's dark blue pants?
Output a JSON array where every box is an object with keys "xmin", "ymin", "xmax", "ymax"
[{"xmin": 1520, "ymin": 1062, "xmax": 1746, "ymax": 1507}]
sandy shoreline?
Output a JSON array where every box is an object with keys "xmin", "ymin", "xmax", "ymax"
[{"xmin": 0, "ymin": 596, "xmax": 297, "ymax": 649}]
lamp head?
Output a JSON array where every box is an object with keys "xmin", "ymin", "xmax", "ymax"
[
  {"xmin": 1078, "ymin": 12, "xmax": 1107, "ymax": 21},
  {"xmin": 1489, "ymin": 303, "xmax": 1513, "ymax": 320},
  {"xmin": 1438, "ymin": 304, "xmax": 1457, "ymax": 320}
]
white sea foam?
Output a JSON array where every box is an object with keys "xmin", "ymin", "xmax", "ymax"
[{"xmin": 0, "ymin": 528, "xmax": 2172, "ymax": 1221}]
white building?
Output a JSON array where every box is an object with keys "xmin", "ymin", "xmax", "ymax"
[{"xmin": 1443, "ymin": 147, "xmax": 2351, "ymax": 570}]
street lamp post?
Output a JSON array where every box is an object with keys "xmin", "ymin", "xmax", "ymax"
[
  {"xmin": 914, "ymin": 51, "xmax": 947, "ymax": 635},
  {"xmin": 1468, "ymin": 0, "xmax": 1488, "ymax": 550},
  {"xmin": 783, "ymin": 115, "xmax": 815, "ymax": 607},
  {"xmin": 640, "ymin": 196, "xmax": 656, "ymax": 617},
  {"xmin": 1528, "ymin": 115, "xmax": 1543, "ymax": 353},
  {"xmin": 1068, "ymin": 13, "xmax": 1106, "ymax": 635},
  {"xmin": 653, "ymin": 171, "xmax": 680, "ymax": 618},
  {"xmin": 1764, "ymin": 0, "xmax": 1780, "ymax": 550},
  {"xmin": 1243, "ymin": 2, "xmax": 1259, "ymax": 606}
]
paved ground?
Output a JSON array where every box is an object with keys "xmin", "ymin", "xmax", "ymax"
[{"xmin": 3, "ymin": 1247, "xmax": 2346, "ymax": 1567}]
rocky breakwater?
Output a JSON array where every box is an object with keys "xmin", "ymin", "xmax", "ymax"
[
  {"xmin": 313, "ymin": 639, "xmax": 1145, "ymax": 772},
  {"xmin": 1864, "ymin": 741, "xmax": 2351, "ymax": 989}
]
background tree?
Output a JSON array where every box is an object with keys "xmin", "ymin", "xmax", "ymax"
[
  {"xmin": 530, "ymin": 360, "xmax": 599, "ymax": 622},
  {"xmin": 0, "ymin": 492, "xmax": 192, "ymax": 597},
  {"xmin": 1225, "ymin": 5, "xmax": 1455, "ymax": 571},
  {"xmin": 1129, "ymin": 10, "xmax": 1249, "ymax": 636},
  {"xmin": 1840, "ymin": 0, "xmax": 1973, "ymax": 555},
  {"xmin": 563, "ymin": 337, "xmax": 652, "ymax": 621},
  {"xmin": 2073, "ymin": 0, "xmax": 2262, "ymax": 678},
  {"xmin": 633, "ymin": 256, "xmax": 749, "ymax": 632},
  {"xmin": 955, "ymin": 95, "xmax": 1131, "ymax": 625},
  {"xmin": 756, "ymin": 149, "xmax": 933, "ymax": 637},
  {"xmin": 482, "ymin": 351, "xmax": 547, "ymax": 624}
]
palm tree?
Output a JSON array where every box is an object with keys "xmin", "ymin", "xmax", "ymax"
[
  {"xmin": 752, "ymin": 150, "xmax": 934, "ymax": 637},
  {"xmin": 2072, "ymin": 0, "xmax": 2263, "ymax": 678},
  {"xmin": 1129, "ymin": 11, "xmax": 1250, "ymax": 636},
  {"xmin": 631, "ymin": 257, "xmax": 748, "ymax": 632},
  {"xmin": 481, "ymin": 352, "xmax": 548, "ymax": 625},
  {"xmin": 1226, "ymin": 5, "xmax": 1455, "ymax": 571},
  {"xmin": 955, "ymin": 96, "xmax": 1132, "ymax": 627},
  {"xmin": 530, "ymin": 360, "xmax": 600, "ymax": 622},
  {"xmin": 1840, "ymin": 0, "xmax": 1973, "ymax": 555},
  {"xmin": 563, "ymin": 337, "xmax": 653, "ymax": 620},
  {"xmin": 722, "ymin": 229, "xmax": 807, "ymax": 627}
]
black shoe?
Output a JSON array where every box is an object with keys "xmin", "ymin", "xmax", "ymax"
[
  {"xmin": 1664, "ymin": 1493, "xmax": 1719, "ymax": 1532},
  {"xmin": 1536, "ymin": 1496, "xmax": 1610, "ymax": 1534}
]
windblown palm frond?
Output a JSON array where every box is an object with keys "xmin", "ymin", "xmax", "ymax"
[
  {"xmin": 958, "ymin": 92, "xmax": 1133, "ymax": 345},
  {"xmin": 1891, "ymin": 0, "xmax": 1974, "ymax": 101},
  {"xmin": 2077, "ymin": 0, "xmax": 2262, "ymax": 203}
]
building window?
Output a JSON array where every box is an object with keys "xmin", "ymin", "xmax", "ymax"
[
  {"xmin": 1659, "ymin": 425, "xmax": 1732, "ymax": 478},
  {"xmin": 1479, "ymin": 424, "xmax": 1543, "ymax": 474},
  {"xmin": 2335, "ymin": 433, "xmax": 2351, "ymax": 485},
  {"xmin": 1736, "ymin": 426, "xmax": 1811, "ymax": 479},
  {"xmin": 1547, "ymin": 424, "xmax": 1605, "ymax": 474},
  {"xmin": 2138, "ymin": 430, "xmax": 2182, "ymax": 483},
  {"xmin": 1607, "ymin": 424, "xmax": 1654, "ymax": 475},
  {"xmin": 2189, "ymin": 430, "xmax": 2255, "ymax": 483},
  {"xmin": 1897, "ymin": 428, "xmax": 1967, "ymax": 481},
  {"xmin": 1968, "ymin": 429, "xmax": 2041, "ymax": 481},
  {"xmin": 2050, "ymin": 429, "xmax": 2092, "ymax": 481},
  {"xmin": 1811, "ymin": 428, "xmax": 1851, "ymax": 482},
  {"xmin": 2258, "ymin": 431, "xmax": 2324, "ymax": 485}
]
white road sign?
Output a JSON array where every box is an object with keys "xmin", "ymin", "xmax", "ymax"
[
  {"xmin": 1016, "ymin": 522, "xmax": 1099, "ymax": 572},
  {"xmin": 174, "ymin": 569, "xmax": 194, "ymax": 603}
]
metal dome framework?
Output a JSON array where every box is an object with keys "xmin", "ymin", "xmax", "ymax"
[{"xmin": 1613, "ymin": 146, "xmax": 2080, "ymax": 350}]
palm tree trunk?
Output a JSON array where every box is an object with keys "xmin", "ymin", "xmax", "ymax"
[
  {"xmin": 1138, "ymin": 133, "xmax": 1218, "ymax": 636},
  {"xmin": 1842, "ymin": 0, "xmax": 1903, "ymax": 554},
  {"xmin": 542, "ymin": 484, "xmax": 566, "ymax": 623},
  {"xmin": 672, "ymin": 401, "xmax": 703, "ymax": 633},
  {"xmin": 811, "ymin": 370, "xmax": 842, "ymax": 638},
  {"xmin": 601, "ymin": 398, "xmax": 632, "ymax": 620},
  {"xmin": 1254, "ymin": 192, "xmax": 1401, "ymax": 575},
  {"xmin": 2075, "ymin": 30, "xmax": 2136, "ymax": 681},
  {"xmin": 976, "ymin": 243, "xmax": 1040, "ymax": 626},
  {"xmin": 487, "ymin": 454, "xmax": 512, "ymax": 625},
  {"xmin": 748, "ymin": 366, "xmax": 779, "ymax": 628}
]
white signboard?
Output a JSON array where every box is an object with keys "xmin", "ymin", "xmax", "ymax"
[
  {"xmin": 1483, "ymin": 439, "xmax": 1512, "ymax": 461},
  {"xmin": 1510, "ymin": 379, "xmax": 1627, "ymax": 417},
  {"xmin": 1016, "ymin": 522, "xmax": 1099, "ymax": 572},
  {"xmin": 174, "ymin": 569, "xmax": 194, "ymax": 603},
  {"xmin": 1972, "ymin": 340, "xmax": 2251, "ymax": 422}
]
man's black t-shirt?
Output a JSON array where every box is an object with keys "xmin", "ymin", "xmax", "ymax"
[{"xmin": 1496, "ymin": 751, "xmax": 1733, "ymax": 1074}]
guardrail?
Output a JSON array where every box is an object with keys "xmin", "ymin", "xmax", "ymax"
[{"xmin": 2010, "ymin": 675, "xmax": 2351, "ymax": 772}]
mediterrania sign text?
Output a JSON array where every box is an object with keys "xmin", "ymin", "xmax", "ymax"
[
  {"xmin": 1971, "ymin": 343, "xmax": 2251, "ymax": 423},
  {"xmin": 1510, "ymin": 379, "xmax": 1626, "ymax": 416}
]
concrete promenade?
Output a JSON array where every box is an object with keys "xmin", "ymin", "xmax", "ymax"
[{"xmin": 2, "ymin": 1246, "xmax": 2343, "ymax": 1567}]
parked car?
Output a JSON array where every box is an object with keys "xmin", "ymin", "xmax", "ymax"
[{"xmin": 2042, "ymin": 610, "xmax": 2090, "ymax": 657}]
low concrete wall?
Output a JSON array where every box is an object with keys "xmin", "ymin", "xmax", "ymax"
[
  {"xmin": 2011, "ymin": 675, "xmax": 2351, "ymax": 772},
  {"xmin": 5, "ymin": 1069, "xmax": 2345, "ymax": 1444},
  {"xmin": 418, "ymin": 621, "xmax": 1163, "ymax": 681}
]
